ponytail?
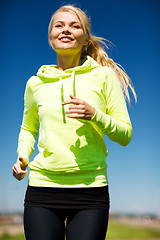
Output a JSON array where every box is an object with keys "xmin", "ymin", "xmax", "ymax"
[{"xmin": 81, "ymin": 35, "xmax": 137, "ymax": 104}]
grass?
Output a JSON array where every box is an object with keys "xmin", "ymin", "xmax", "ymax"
[
  {"xmin": 0, "ymin": 221, "xmax": 160, "ymax": 240},
  {"xmin": 107, "ymin": 221, "xmax": 160, "ymax": 239},
  {"xmin": 0, "ymin": 233, "xmax": 25, "ymax": 240}
]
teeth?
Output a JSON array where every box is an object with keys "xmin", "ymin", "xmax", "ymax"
[{"xmin": 62, "ymin": 38, "xmax": 71, "ymax": 40}]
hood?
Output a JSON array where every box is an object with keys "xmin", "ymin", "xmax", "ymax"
[
  {"xmin": 37, "ymin": 56, "xmax": 100, "ymax": 81},
  {"xmin": 36, "ymin": 56, "xmax": 100, "ymax": 124}
]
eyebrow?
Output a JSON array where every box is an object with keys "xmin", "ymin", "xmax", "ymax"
[{"xmin": 54, "ymin": 21, "xmax": 81, "ymax": 25}]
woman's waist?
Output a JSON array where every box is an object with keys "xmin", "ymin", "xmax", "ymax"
[{"xmin": 28, "ymin": 150, "xmax": 108, "ymax": 173}]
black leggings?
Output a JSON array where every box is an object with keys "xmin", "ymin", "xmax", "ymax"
[{"xmin": 24, "ymin": 206, "xmax": 109, "ymax": 240}]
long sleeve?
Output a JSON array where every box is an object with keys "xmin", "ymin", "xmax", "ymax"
[
  {"xmin": 17, "ymin": 78, "xmax": 39, "ymax": 159},
  {"xmin": 90, "ymin": 68, "xmax": 132, "ymax": 146}
]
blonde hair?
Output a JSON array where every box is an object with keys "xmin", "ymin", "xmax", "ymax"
[{"xmin": 48, "ymin": 5, "xmax": 137, "ymax": 104}]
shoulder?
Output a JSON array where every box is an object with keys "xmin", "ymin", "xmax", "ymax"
[
  {"xmin": 92, "ymin": 66, "xmax": 118, "ymax": 85},
  {"xmin": 26, "ymin": 75, "xmax": 43, "ymax": 90},
  {"xmin": 93, "ymin": 65, "xmax": 116, "ymax": 76}
]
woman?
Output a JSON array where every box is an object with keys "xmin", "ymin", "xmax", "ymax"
[{"xmin": 12, "ymin": 5, "xmax": 136, "ymax": 240}]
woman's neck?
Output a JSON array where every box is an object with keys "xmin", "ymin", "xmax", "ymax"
[{"xmin": 57, "ymin": 54, "xmax": 81, "ymax": 71}]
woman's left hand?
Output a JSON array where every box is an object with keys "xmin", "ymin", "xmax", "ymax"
[{"xmin": 62, "ymin": 94, "xmax": 96, "ymax": 120}]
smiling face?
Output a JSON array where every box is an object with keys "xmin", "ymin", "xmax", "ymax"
[{"xmin": 49, "ymin": 11, "xmax": 88, "ymax": 57}]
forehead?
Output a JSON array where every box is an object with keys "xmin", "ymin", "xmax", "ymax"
[{"xmin": 54, "ymin": 11, "xmax": 81, "ymax": 23}]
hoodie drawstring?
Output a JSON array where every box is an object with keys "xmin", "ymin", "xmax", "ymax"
[
  {"xmin": 71, "ymin": 69, "xmax": 76, "ymax": 97},
  {"xmin": 59, "ymin": 76, "xmax": 66, "ymax": 124},
  {"xmin": 59, "ymin": 70, "xmax": 76, "ymax": 123}
]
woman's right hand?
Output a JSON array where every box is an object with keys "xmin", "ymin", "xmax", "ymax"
[{"xmin": 12, "ymin": 156, "xmax": 29, "ymax": 181}]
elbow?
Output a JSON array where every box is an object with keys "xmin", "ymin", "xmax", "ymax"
[
  {"xmin": 105, "ymin": 122, "xmax": 133, "ymax": 146},
  {"xmin": 120, "ymin": 124, "xmax": 133, "ymax": 146}
]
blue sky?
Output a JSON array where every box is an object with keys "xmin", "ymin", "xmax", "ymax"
[{"xmin": 0, "ymin": 0, "xmax": 160, "ymax": 215}]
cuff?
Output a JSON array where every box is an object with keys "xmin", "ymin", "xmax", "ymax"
[
  {"xmin": 18, "ymin": 148, "xmax": 30, "ymax": 160},
  {"xmin": 90, "ymin": 108, "xmax": 111, "ymax": 132}
]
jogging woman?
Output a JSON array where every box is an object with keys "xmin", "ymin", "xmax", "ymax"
[{"xmin": 12, "ymin": 5, "xmax": 136, "ymax": 240}]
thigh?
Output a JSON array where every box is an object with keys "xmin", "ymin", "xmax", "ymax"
[
  {"xmin": 66, "ymin": 208, "xmax": 109, "ymax": 240},
  {"xmin": 24, "ymin": 206, "xmax": 65, "ymax": 240}
]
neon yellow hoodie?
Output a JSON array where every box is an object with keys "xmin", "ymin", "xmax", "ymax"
[{"xmin": 18, "ymin": 56, "xmax": 132, "ymax": 188}]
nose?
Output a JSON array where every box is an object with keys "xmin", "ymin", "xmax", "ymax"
[{"xmin": 62, "ymin": 25, "xmax": 70, "ymax": 34}]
